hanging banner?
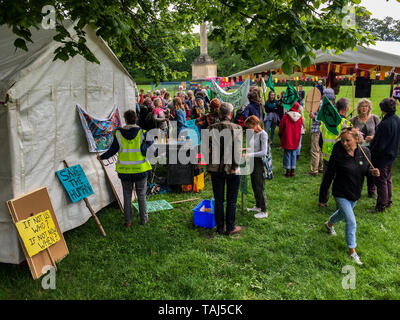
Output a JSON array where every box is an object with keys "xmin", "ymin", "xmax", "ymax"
[
  {"xmin": 210, "ymin": 78, "xmax": 250, "ymax": 109},
  {"xmin": 76, "ymin": 104, "xmax": 121, "ymax": 152}
]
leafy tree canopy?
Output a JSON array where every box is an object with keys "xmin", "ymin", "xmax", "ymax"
[
  {"xmin": 356, "ymin": 14, "xmax": 400, "ymax": 41},
  {"xmin": 1, "ymin": 0, "xmax": 387, "ymax": 82}
]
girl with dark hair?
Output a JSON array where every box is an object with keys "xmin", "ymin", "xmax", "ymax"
[
  {"xmin": 242, "ymin": 91, "xmax": 265, "ymax": 124},
  {"xmin": 264, "ymin": 91, "xmax": 280, "ymax": 145}
]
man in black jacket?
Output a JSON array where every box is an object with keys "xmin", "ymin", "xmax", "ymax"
[{"xmin": 369, "ymin": 98, "xmax": 400, "ymax": 212}]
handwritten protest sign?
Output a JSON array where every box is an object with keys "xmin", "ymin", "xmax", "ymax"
[
  {"xmin": 15, "ymin": 210, "xmax": 60, "ymax": 257},
  {"xmin": 6, "ymin": 187, "xmax": 69, "ymax": 279},
  {"xmin": 56, "ymin": 164, "xmax": 94, "ymax": 202},
  {"xmin": 99, "ymin": 155, "xmax": 136, "ymax": 213}
]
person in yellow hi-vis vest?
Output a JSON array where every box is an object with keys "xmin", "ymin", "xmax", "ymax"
[
  {"xmin": 318, "ymin": 97, "xmax": 351, "ymax": 207},
  {"xmin": 98, "ymin": 110, "xmax": 152, "ymax": 227}
]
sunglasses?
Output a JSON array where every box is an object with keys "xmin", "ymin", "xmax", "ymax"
[{"xmin": 340, "ymin": 126, "xmax": 354, "ymax": 132}]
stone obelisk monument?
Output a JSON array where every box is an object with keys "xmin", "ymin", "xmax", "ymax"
[{"xmin": 192, "ymin": 23, "xmax": 217, "ymax": 80}]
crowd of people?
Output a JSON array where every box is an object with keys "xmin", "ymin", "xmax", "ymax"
[{"xmin": 100, "ymin": 81, "xmax": 400, "ymax": 266}]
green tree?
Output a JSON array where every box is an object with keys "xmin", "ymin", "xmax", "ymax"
[
  {"xmin": 1, "ymin": 0, "xmax": 380, "ymax": 82},
  {"xmin": 357, "ymin": 14, "xmax": 400, "ymax": 41}
]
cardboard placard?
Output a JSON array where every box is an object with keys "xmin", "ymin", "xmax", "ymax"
[
  {"xmin": 56, "ymin": 164, "xmax": 94, "ymax": 202},
  {"xmin": 99, "ymin": 155, "xmax": 137, "ymax": 213},
  {"xmin": 305, "ymin": 87, "xmax": 322, "ymax": 113},
  {"xmin": 6, "ymin": 187, "xmax": 69, "ymax": 279},
  {"xmin": 15, "ymin": 210, "xmax": 61, "ymax": 257}
]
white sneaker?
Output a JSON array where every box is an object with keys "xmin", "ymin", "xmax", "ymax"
[
  {"xmin": 254, "ymin": 212, "xmax": 268, "ymax": 219},
  {"xmin": 324, "ymin": 221, "xmax": 337, "ymax": 236},
  {"xmin": 247, "ymin": 206, "xmax": 261, "ymax": 212},
  {"xmin": 350, "ymin": 252, "xmax": 363, "ymax": 265}
]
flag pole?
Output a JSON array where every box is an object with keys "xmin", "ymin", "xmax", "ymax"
[{"xmin": 358, "ymin": 144, "xmax": 375, "ymax": 169}]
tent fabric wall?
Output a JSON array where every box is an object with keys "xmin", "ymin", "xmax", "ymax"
[{"xmin": 0, "ymin": 24, "xmax": 136, "ymax": 264}]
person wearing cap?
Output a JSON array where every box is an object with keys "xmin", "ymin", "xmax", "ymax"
[
  {"xmin": 316, "ymin": 80, "xmax": 324, "ymax": 95},
  {"xmin": 206, "ymin": 102, "xmax": 243, "ymax": 236},
  {"xmin": 278, "ymin": 102, "xmax": 302, "ymax": 177},
  {"xmin": 368, "ymin": 98, "xmax": 400, "ymax": 213},
  {"xmin": 98, "ymin": 110, "xmax": 153, "ymax": 227}
]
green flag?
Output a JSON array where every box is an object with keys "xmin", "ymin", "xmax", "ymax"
[
  {"xmin": 266, "ymin": 75, "xmax": 275, "ymax": 92},
  {"xmin": 317, "ymin": 96, "xmax": 342, "ymax": 135},
  {"xmin": 282, "ymin": 83, "xmax": 299, "ymax": 110}
]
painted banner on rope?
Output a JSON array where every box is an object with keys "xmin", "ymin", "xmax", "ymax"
[
  {"xmin": 76, "ymin": 104, "xmax": 121, "ymax": 152},
  {"xmin": 210, "ymin": 78, "xmax": 250, "ymax": 109}
]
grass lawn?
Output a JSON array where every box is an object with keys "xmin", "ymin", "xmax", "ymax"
[{"xmin": 1, "ymin": 85, "xmax": 399, "ymax": 300}]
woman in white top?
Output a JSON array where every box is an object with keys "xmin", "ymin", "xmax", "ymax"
[{"xmin": 242, "ymin": 115, "xmax": 269, "ymax": 218}]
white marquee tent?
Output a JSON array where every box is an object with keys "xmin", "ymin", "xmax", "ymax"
[
  {"xmin": 0, "ymin": 22, "xmax": 136, "ymax": 264},
  {"xmin": 230, "ymin": 41, "xmax": 400, "ymax": 78}
]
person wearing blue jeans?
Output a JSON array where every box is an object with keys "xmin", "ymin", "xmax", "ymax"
[
  {"xmin": 278, "ymin": 102, "xmax": 302, "ymax": 177},
  {"xmin": 322, "ymin": 127, "xmax": 380, "ymax": 265},
  {"xmin": 283, "ymin": 149, "xmax": 297, "ymax": 172},
  {"xmin": 328, "ymin": 197, "xmax": 357, "ymax": 248},
  {"xmin": 264, "ymin": 120, "xmax": 277, "ymax": 144}
]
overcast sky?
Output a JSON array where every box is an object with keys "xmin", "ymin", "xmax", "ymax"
[{"xmin": 361, "ymin": 0, "xmax": 400, "ymax": 19}]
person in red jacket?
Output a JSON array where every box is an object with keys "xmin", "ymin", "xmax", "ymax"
[{"xmin": 278, "ymin": 102, "xmax": 302, "ymax": 177}]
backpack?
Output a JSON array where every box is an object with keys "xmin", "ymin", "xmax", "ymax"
[{"xmin": 234, "ymin": 106, "xmax": 246, "ymax": 127}]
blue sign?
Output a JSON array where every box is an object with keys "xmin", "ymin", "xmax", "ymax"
[{"xmin": 56, "ymin": 164, "xmax": 94, "ymax": 202}]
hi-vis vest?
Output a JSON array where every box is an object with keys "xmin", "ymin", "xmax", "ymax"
[
  {"xmin": 321, "ymin": 117, "xmax": 351, "ymax": 161},
  {"xmin": 115, "ymin": 130, "xmax": 152, "ymax": 174}
]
